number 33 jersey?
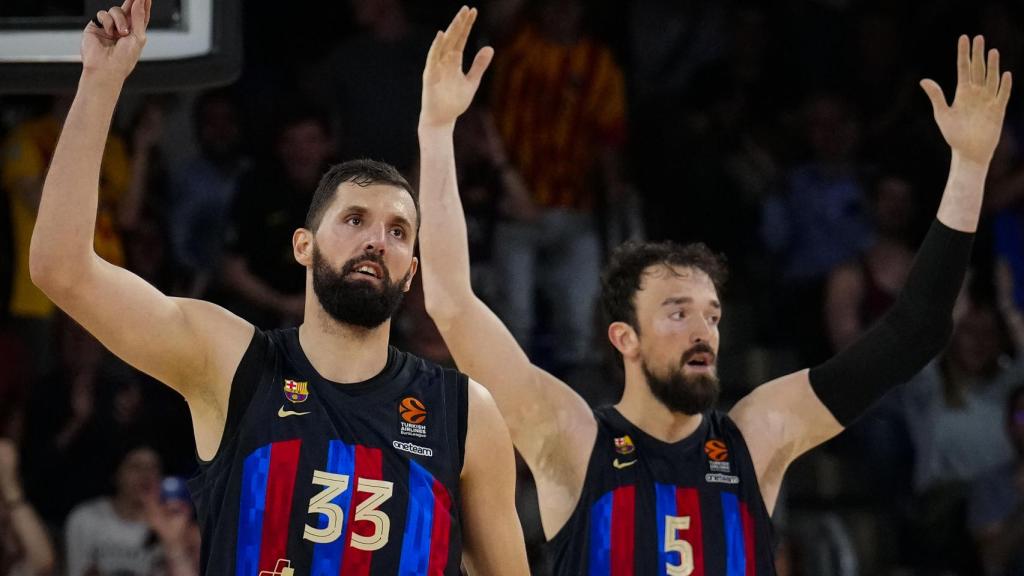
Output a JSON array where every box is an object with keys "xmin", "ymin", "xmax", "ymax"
[
  {"xmin": 550, "ymin": 407, "xmax": 777, "ymax": 575},
  {"xmin": 188, "ymin": 328, "xmax": 468, "ymax": 576}
]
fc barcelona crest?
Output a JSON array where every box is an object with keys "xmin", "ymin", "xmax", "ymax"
[
  {"xmin": 613, "ymin": 435, "xmax": 635, "ymax": 455},
  {"xmin": 283, "ymin": 379, "xmax": 309, "ymax": 403}
]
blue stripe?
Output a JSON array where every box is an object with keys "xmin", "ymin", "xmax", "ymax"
[
  {"xmin": 721, "ymin": 492, "xmax": 745, "ymax": 576},
  {"xmin": 655, "ymin": 483, "xmax": 678, "ymax": 576},
  {"xmin": 236, "ymin": 444, "xmax": 272, "ymax": 576},
  {"xmin": 398, "ymin": 460, "xmax": 436, "ymax": 575},
  {"xmin": 311, "ymin": 440, "xmax": 355, "ymax": 576},
  {"xmin": 587, "ymin": 491, "xmax": 613, "ymax": 576}
]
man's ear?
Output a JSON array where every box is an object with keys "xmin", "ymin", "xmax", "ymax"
[
  {"xmin": 403, "ymin": 257, "xmax": 419, "ymax": 292},
  {"xmin": 294, "ymin": 228, "xmax": 313, "ymax": 267},
  {"xmin": 608, "ymin": 321, "xmax": 640, "ymax": 361}
]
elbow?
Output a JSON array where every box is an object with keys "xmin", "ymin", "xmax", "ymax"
[{"xmin": 29, "ymin": 242, "xmax": 86, "ymax": 297}]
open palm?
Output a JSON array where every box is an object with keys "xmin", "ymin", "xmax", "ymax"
[
  {"xmin": 420, "ymin": 6, "xmax": 494, "ymax": 128},
  {"xmin": 81, "ymin": 0, "xmax": 151, "ymax": 79},
  {"xmin": 921, "ymin": 35, "xmax": 1013, "ymax": 165}
]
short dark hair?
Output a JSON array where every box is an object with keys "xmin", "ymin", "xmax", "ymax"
[
  {"xmin": 305, "ymin": 159, "xmax": 419, "ymax": 233},
  {"xmin": 601, "ymin": 240, "xmax": 728, "ymax": 331}
]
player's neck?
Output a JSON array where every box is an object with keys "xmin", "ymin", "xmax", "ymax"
[
  {"xmin": 616, "ymin": 372, "xmax": 704, "ymax": 444},
  {"xmin": 298, "ymin": 311, "xmax": 391, "ymax": 384}
]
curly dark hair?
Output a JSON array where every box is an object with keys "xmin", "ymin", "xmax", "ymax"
[
  {"xmin": 600, "ymin": 240, "xmax": 728, "ymax": 333},
  {"xmin": 304, "ymin": 159, "xmax": 419, "ymax": 234}
]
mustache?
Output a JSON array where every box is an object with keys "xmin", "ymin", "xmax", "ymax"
[{"xmin": 681, "ymin": 343, "xmax": 716, "ymax": 365}]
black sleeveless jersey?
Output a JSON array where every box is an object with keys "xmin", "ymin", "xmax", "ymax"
[
  {"xmin": 187, "ymin": 328, "xmax": 468, "ymax": 576},
  {"xmin": 549, "ymin": 408, "xmax": 776, "ymax": 575}
]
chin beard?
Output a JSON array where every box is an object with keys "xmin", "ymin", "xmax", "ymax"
[
  {"xmin": 641, "ymin": 355, "xmax": 720, "ymax": 415},
  {"xmin": 312, "ymin": 246, "xmax": 411, "ymax": 329}
]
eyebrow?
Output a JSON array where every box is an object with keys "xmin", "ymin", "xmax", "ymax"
[
  {"xmin": 661, "ymin": 296, "xmax": 721, "ymax": 309},
  {"xmin": 342, "ymin": 205, "xmax": 414, "ymax": 231}
]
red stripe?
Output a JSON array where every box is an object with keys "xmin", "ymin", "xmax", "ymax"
[
  {"xmin": 741, "ymin": 502, "xmax": 756, "ymax": 576},
  {"xmin": 257, "ymin": 439, "xmax": 302, "ymax": 572},
  {"xmin": 426, "ymin": 478, "xmax": 453, "ymax": 575},
  {"xmin": 341, "ymin": 446, "xmax": 383, "ymax": 576},
  {"xmin": 610, "ymin": 486, "xmax": 635, "ymax": 575},
  {"xmin": 676, "ymin": 488, "xmax": 705, "ymax": 576}
]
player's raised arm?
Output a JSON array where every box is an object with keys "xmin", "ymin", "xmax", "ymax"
[
  {"xmin": 29, "ymin": 0, "xmax": 252, "ymax": 455},
  {"xmin": 417, "ymin": 6, "xmax": 596, "ymax": 479},
  {"xmin": 459, "ymin": 381, "xmax": 530, "ymax": 574},
  {"xmin": 731, "ymin": 35, "xmax": 1013, "ymax": 513}
]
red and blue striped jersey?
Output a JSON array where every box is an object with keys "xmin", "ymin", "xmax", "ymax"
[
  {"xmin": 550, "ymin": 408, "xmax": 775, "ymax": 575},
  {"xmin": 188, "ymin": 328, "xmax": 467, "ymax": 576}
]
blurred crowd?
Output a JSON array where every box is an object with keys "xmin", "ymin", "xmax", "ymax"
[{"xmin": 1, "ymin": 0, "xmax": 1024, "ymax": 575}]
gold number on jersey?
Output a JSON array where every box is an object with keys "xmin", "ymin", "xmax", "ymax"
[
  {"xmin": 350, "ymin": 479, "xmax": 394, "ymax": 551},
  {"xmin": 665, "ymin": 515, "xmax": 695, "ymax": 576},
  {"xmin": 303, "ymin": 471, "xmax": 350, "ymax": 544},
  {"xmin": 302, "ymin": 470, "xmax": 395, "ymax": 548}
]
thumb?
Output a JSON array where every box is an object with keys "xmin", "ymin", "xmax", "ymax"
[
  {"xmin": 919, "ymin": 79, "xmax": 948, "ymax": 116},
  {"xmin": 466, "ymin": 46, "xmax": 495, "ymax": 88}
]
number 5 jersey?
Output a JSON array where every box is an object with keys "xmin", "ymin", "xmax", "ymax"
[{"xmin": 188, "ymin": 328, "xmax": 468, "ymax": 576}]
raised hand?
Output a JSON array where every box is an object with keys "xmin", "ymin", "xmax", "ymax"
[
  {"xmin": 82, "ymin": 0, "xmax": 152, "ymax": 80},
  {"xmin": 420, "ymin": 6, "xmax": 494, "ymax": 129},
  {"xmin": 920, "ymin": 35, "xmax": 1013, "ymax": 165}
]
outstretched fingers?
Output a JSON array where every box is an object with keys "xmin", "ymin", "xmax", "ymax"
[
  {"xmin": 466, "ymin": 46, "xmax": 494, "ymax": 87},
  {"xmin": 998, "ymin": 71, "xmax": 1013, "ymax": 108},
  {"xmin": 452, "ymin": 8, "xmax": 477, "ymax": 56},
  {"xmin": 920, "ymin": 79, "xmax": 949, "ymax": 116},
  {"xmin": 957, "ymin": 35, "xmax": 970, "ymax": 87},
  {"xmin": 971, "ymin": 35, "xmax": 986, "ymax": 85},
  {"xmin": 986, "ymin": 48, "xmax": 1001, "ymax": 97}
]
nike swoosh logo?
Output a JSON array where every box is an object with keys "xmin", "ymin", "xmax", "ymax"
[
  {"xmin": 278, "ymin": 406, "xmax": 311, "ymax": 418},
  {"xmin": 612, "ymin": 458, "xmax": 637, "ymax": 469}
]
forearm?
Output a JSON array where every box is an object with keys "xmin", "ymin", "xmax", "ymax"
[
  {"xmin": 9, "ymin": 502, "xmax": 57, "ymax": 574},
  {"xmin": 810, "ymin": 219, "xmax": 972, "ymax": 424},
  {"xmin": 937, "ymin": 152, "xmax": 990, "ymax": 232},
  {"xmin": 30, "ymin": 72, "xmax": 123, "ymax": 280},
  {"xmin": 417, "ymin": 123, "xmax": 475, "ymax": 323}
]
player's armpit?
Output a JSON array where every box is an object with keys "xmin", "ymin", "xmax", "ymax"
[
  {"xmin": 459, "ymin": 380, "xmax": 530, "ymax": 575},
  {"xmin": 729, "ymin": 369, "xmax": 842, "ymax": 514},
  {"xmin": 439, "ymin": 295, "xmax": 596, "ymax": 470}
]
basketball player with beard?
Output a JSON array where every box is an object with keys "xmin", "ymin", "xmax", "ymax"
[
  {"xmin": 29, "ymin": 2, "xmax": 529, "ymax": 574},
  {"xmin": 419, "ymin": 8, "xmax": 1012, "ymax": 574}
]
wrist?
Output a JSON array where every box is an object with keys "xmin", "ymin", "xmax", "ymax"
[
  {"xmin": 417, "ymin": 120, "xmax": 456, "ymax": 137},
  {"xmin": 80, "ymin": 68, "xmax": 127, "ymax": 90},
  {"xmin": 949, "ymin": 152, "xmax": 991, "ymax": 182}
]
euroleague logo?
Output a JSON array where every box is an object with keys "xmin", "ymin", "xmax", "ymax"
[
  {"xmin": 704, "ymin": 439, "xmax": 729, "ymax": 462},
  {"xmin": 400, "ymin": 397, "xmax": 427, "ymax": 424},
  {"xmin": 399, "ymin": 397, "xmax": 427, "ymax": 438}
]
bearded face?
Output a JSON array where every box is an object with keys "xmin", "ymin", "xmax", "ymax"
[
  {"xmin": 312, "ymin": 244, "xmax": 411, "ymax": 329},
  {"xmin": 641, "ymin": 342, "xmax": 720, "ymax": 415}
]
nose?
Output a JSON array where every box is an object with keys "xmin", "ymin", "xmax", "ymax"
[
  {"xmin": 362, "ymin": 223, "xmax": 388, "ymax": 255},
  {"xmin": 690, "ymin": 316, "xmax": 712, "ymax": 343}
]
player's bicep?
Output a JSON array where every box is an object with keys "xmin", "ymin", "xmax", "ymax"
[
  {"xmin": 460, "ymin": 381, "xmax": 530, "ymax": 575},
  {"xmin": 44, "ymin": 255, "xmax": 251, "ymax": 399},
  {"xmin": 730, "ymin": 369, "xmax": 843, "ymax": 513},
  {"xmin": 441, "ymin": 297, "xmax": 594, "ymax": 463}
]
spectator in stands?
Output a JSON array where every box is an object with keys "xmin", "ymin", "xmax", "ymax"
[
  {"xmin": 168, "ymin": 88, "xmax": 247, "ymax": 296},
  {"xmin": 761, "ymin": 92, "xmax": 873, "ymax": 365},
  {"xmin": 0, "ymin": 438, "xmax": 55, "ymax": 576},
  {"xmin": 64, "ymin": 446, "xmax": 197, "ymax": 576},
  {"xmin": 221, "ymin": 105, "xmax": 334, "ymax": 328},
  {"xmin": 1, "ymin": 96, "xmax": 130, "ymax": 378},
  {"xmin": 489, "ymin": 0, "xmax": 631, "ymax": 375},
  {"xmin": 970, "ymin": 384, "xmax": 1024, "ymax": 576},
  {"xmin": 825, "ymin": 173, "xmax": 918, "ymax": 351},
  {"xmin": 322, "ymin": 0, "xmax": 432, "ymax": 173},
  {"xmin": 903, "ymin": 272, "xmax": 1024, "ymax": 574}
]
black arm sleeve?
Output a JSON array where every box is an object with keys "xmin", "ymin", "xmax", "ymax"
[{"xmin": 808, "ymin": 219, "xmax": 974, "ymax": 425}]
